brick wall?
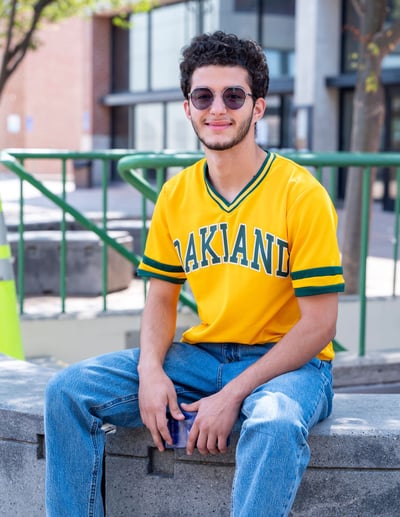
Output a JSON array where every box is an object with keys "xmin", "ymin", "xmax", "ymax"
[{"xmin": 0, "ymin": 16, "xmax": 111, "ymax": 176}]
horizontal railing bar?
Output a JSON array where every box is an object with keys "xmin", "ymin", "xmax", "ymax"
[{"xmin": 5, "ymin": 148, "xmax": 400, "ymax": 167}]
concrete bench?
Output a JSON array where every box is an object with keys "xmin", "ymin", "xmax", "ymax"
[
  {"xmin": 105, "ymin": 395, "xmax": 400, "ymax": 516},
  {"xmin": 1, "ymin": 354, "xmax": 400, "ymax": 516}
]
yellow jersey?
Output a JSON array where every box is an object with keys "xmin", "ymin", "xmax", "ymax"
[{"xmin": 137, "ymin": 152, "xmax": 345, "ymax": 360}]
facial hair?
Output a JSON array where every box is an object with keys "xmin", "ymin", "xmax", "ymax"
[{"xmin": 190, "ymin": 112, "xmax": 255, "ymax": 151}]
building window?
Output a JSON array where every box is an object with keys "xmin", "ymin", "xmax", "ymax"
[
  {"xmin": 112, "ymin": 106, "xmax": 130, "ymax": 148},
  {"xmin": 265, "ymin": 49, "xmax": 295, "ymax": 77},
  {"xmin": 130, "ymin": 12, "xmax": 149, "ymax": 92},
  {"xmin": 111, "ymin": 23, "xmax": 130, "ymax": 92},
  {"xmin": 166, "ymin": 102, "xmax": 198, "ymax": 150},
  {"xmin": 134, "ymin": 103, "xmax": 164, "ymax": 150},
  {"xmin": 151, "ymin": 3, "xmax": 195, "ymax": 90},
  {"xmin": 129, "ymin": 1, "xmax": 210, "ymax": 92},
  {"xmin": 235, "ymin": 0, "xmax": 295, "ymax": 16}
]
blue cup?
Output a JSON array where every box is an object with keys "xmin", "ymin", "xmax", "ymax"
[{"xmin": 165, "ymin": 409, "xmax": 197, "ymax": 448}]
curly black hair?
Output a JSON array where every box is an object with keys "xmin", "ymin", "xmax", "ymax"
[{"xmin": 180, "ymin": 31, "xmax": 269, "ymax": 100}]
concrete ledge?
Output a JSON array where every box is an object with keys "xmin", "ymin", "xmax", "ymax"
[
  {"xmin": 0, "ymin": 355, "xmax": 55, "ymax": 517},
  {"xmin": 104, "ymin": 394, "xmax": 400, "ymax": 516},
  {"xmin": 9, "ymin": 230, "xmax": 133, "ymax": 295},
  {"xmin": 1, "ymin": 354, "xmax": 400, "ymax": 516},
  {"xmin": 333, "ymin": 350, "xmax": 400, "ymax": 393}
]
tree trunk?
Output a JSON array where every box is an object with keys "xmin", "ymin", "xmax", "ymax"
[
  {"xmin": 342, "ymin": 0, "xmax": 387, "ymax": 294},
  {"xmin": 341, "ymin": 82, "xmax": 384, "ymax": 293}
]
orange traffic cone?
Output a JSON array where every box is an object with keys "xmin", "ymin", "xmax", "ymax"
[{"xmin": 0, "ymin": 196, "xmax": 24, "ymax": 359}]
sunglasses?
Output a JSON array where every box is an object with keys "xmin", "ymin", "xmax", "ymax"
[{"xmin": 188, "ymin": 86, "xmax": 254, "ymax": 110}]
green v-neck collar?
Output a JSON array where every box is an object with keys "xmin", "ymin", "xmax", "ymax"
[{"xmin": 203, "ymin": 151, "xmax": 276, "ymax": 213}]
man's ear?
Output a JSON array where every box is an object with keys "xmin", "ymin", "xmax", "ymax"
[
  {"xmin": 253, "ymin": 98, "xmax": 266, "ymax": 122},
  {"xmin": 183, "ymin": 99, "xmax": 191, "ymax": 120}
]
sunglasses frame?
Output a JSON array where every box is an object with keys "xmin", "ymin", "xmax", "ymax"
[{"xmin": 188, "ymin": 86, "xmax": 254, "ymax": 111}]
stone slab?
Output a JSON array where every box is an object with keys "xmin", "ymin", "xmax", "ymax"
[
  {"xmin": 293, "ymin": 469, "xmax": 400, "ymax": 516},
  {"xmin": 8, "ymin": 230, "xmax": 133, "ymax": 295},
  {"xmin": 0, "ymin": 440, "xmax": 46, "ymax": 517},
  {"xmin": 0, "ymin": 355, "xmax": 54, "ymax": 440}
]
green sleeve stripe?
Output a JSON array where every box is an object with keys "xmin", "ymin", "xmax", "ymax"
[
  {"xmin": 291, "ymin": 266, "xmax": 343, "ymax": 280},
  {"xmin": 137, "ymin": 269, "xmax": 186, "ymax": 285},
  {"xmin": 142, "ymin": 255, "xmax": 184, "ymax": 273},
  {"xmin": 295, "ymin": 283, "xmax": 345, "ymax": 297}
]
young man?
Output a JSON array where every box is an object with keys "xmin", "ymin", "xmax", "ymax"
[{"xmin": 45, "ymin": 31, "xmax": 345, "ymax": 516}]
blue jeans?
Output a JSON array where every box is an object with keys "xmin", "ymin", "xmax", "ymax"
[{"xmin": 44, "ymin": 342, "xmax": 333, "ymax": 517}]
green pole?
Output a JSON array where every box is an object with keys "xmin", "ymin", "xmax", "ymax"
[{"xmin": 358, "ymin": 167, "xmax": 371, "ymax": 356}]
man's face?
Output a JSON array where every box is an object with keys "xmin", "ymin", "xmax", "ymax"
[{"xmin": 184, "ymin": 65, "xmax": 265, "ymax": 152}]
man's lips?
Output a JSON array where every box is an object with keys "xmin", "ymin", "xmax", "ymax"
[{"xmin": 205, "ymin": 120, "xmax": 232, "ymax": 129}]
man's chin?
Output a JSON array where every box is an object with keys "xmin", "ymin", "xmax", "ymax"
[{"xmin": 201, "ymin": 140, "xmax": 236, "ymax": 152}]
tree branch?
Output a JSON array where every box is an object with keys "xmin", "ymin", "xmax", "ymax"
[
  {"xmin": 376, "ymin": 19, "xmax": 400, "ymax": 55},
  {"xmin": 351, "ymin": 0, "xmax": 365, "ymax": 18},
  {"xmin": 0, "ymin": 0, "xmax": 18, "ymax": 91},
  {"xmin": 0, "ymin": 0, "xmax": 55, "ymax": 91}
]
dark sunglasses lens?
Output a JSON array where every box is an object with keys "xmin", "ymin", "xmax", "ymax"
[
  {"xmin": 223, "ymin": 88, "xmax": 247, "ymax": 109},
  {"xmin": 190, "ymin": 88, "xmax": 214, "ymax": 109}
]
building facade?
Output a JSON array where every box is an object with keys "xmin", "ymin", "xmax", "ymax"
[{"xmin": 2, "ymin": 0, "xmax": 400, "ymax": 190}]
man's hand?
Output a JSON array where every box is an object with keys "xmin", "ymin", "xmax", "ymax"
[
  {"xmin": 138, "ymin": 368, "xmax": 184, "ymax": 451},
  {"xmin": 181, "ymin": 390, "xmax": 242, "ymax": 456}
]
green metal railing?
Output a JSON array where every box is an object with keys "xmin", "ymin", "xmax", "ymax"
[
  {"xmin": 1, "ymin": 149, "xmax": 399, "ymax": 356},
  {"xmin": 118, "ymin": 151, "xmax": 400, "ymax": 357},
  {"xmin": 0, "ymin": 150, "xmax": 142, "ymax": 313},
  {"xmin": 0, "ymin": 149, "xmax": 199, "ymax": 313}
]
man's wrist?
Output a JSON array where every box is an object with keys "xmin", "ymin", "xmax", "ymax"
[{"xmin": 138, "ymin": 358, "xmax": 164, "ymax": 376}]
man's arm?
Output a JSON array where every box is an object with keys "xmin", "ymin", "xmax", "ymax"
[
  {"xmin": 184, "ymin": 292, "xmax": 338, "ymax": 455},
  {"xmin": 138, "ymin": 277, "xmax": 183, "ymax": 451}
]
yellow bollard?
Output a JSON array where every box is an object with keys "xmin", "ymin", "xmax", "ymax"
[{"xmin": 0, "ymin": 197, "xmax": 24, "ymax": 359}]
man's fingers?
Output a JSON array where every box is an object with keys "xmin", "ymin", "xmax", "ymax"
[
  {"xmin": 181, "ymin": 400, "xmax": 199, "ymax": 412},
  {"xmin": 142, "ymin": 410, "xmax": 171, "ymax": 451},
  {"xmin": 168, "ymin": 400, "xmax": 184, "ymax": 421}
]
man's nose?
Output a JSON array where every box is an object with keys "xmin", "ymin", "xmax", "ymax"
[{"xmin": 209, "ymin": 93, "xmax": 227, "ymax": 113}]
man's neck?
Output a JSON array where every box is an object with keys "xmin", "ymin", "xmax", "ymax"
[{"xmin": 204, "ymin": 144, "xmax": 267, "ymax": 203}]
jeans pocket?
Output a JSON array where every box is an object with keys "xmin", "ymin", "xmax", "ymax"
[{"xmin": 309, "ymin": 357, "xmax": 323, "ymax": 370}]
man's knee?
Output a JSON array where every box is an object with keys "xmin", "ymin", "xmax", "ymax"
[{"xmin": 45, "ymin": 363, "xmax": 85, "ymax": 409}]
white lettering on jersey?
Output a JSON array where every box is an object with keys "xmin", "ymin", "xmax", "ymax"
[{"xmin": 174, "ymin": 223, "xmax": 289, "ymax": 277}]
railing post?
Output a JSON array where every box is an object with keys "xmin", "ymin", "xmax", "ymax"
[
  {"xmin": 358, "ymin": 166, "xmax": 371, "ymax": 357},
  {"xmin": 60, "ymin": 159, "xmax": 68, "ymax": 313},
  {"xmin": 393, "ymin": 167, "xmax": 400, "ymax": 297},
  {"xmin": 102, "ymin": 159, "xmax": 109, "ymax": 312},
  {"xmin": 17, "ymin": 172, "xmax": 25, "ymax": 314}
]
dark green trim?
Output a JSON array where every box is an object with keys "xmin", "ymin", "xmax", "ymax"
[
  {"xmin": 203, "ymin": 152, "xmax": 275, "ymax": 212},
  {"xmin": 295, "ymin": 283, "xmax": 345, "ymax": 296},
  {"xmin": 333, "ymin": 339, "xmax": 348, "ymax": 352},
  {"xmin": 291, "ymin": 266, "xmax": 343, "ymax": 280},
  {"xmin": 142, "ymin": 255, "xmax": 184, "ymax": 273},
  {"xmin": 137, "ymin": 269, "xmax": 186, "ymax": 285}
]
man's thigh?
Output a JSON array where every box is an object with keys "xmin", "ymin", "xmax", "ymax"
[
  {"xmin": 240, "ymin": 358, "xmax": 333, "ymax": 430},
  {"xmin": 76, "ymin": 342, "xmax": 222, "ymax": 426}
]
